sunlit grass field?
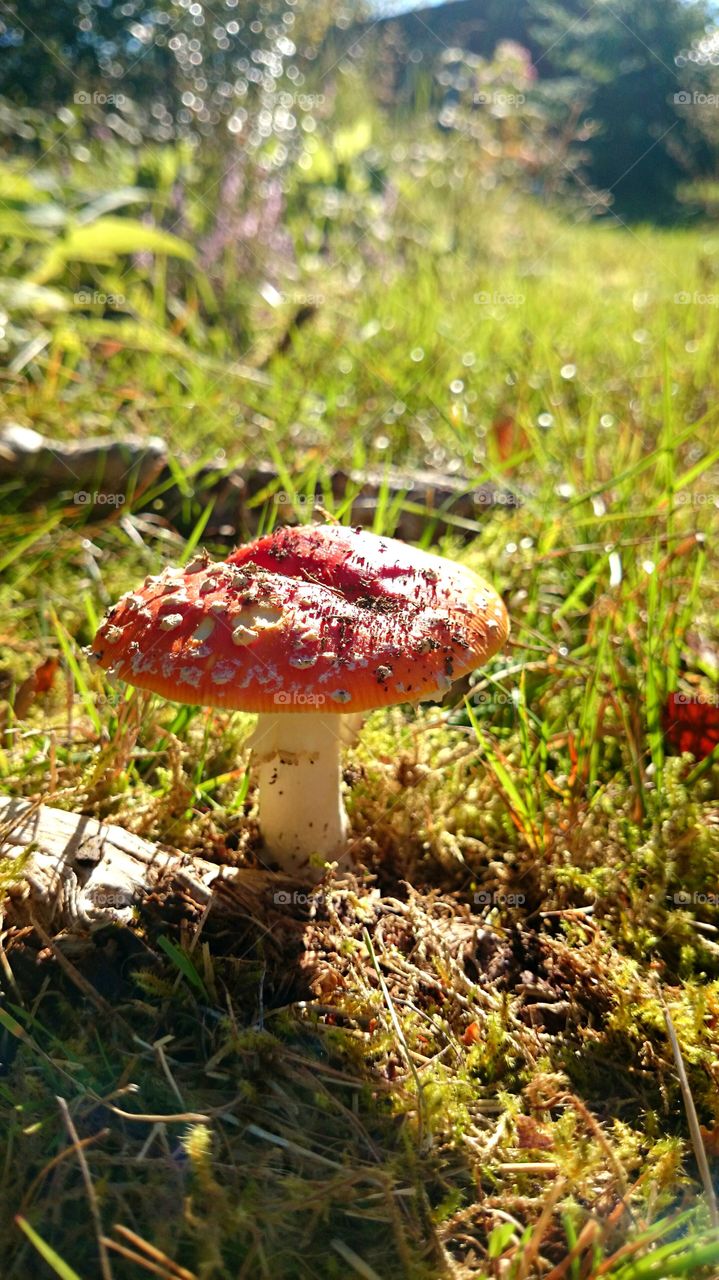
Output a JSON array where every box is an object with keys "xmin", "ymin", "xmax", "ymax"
[{"xmin": 1, "ymin": 112, "xmax": 719, "ymax": 1277}]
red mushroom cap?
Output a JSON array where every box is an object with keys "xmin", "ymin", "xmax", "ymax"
[{"xmin": 91, "ymin": 524, "xmax": 509, "ymax": 714}]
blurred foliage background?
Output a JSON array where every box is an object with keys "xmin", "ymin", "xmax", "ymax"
[
  {"xmin": 1, "ymin": 0, "xmax": 719, "ymax": 436},
  {"xmin": 2, "ymin": 0, "xmax": 719, "ymax": 210}
]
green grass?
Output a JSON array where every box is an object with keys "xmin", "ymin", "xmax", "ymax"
[{"xmin": 1, "ymin": 111, "xmax": 719, "ymax": 1278}]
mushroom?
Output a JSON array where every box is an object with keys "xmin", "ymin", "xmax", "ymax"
[{"xmin": 91, "ymin": 524, "xmax": 509, "ymax": 876}]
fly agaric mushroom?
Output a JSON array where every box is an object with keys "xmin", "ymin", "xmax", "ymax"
[{"xmin": 91, "ymin": 524, "xmax": 509, "ymax": 876}]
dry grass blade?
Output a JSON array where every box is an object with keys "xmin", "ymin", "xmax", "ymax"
[
  {"xmin": 19, "ymin": 1129, "xmax": 110, "ymax": 1217},
  {"xmin": 246, "ymin": 1123, "xmax": 348, "ymax": 1171},
  {"xmin": 102, "ymin": 1236, "xmax": 186, "ymax": 1280},
  {"xmin": 657, "ymin": 980, "xmax": 719, "ymax": 1228},
  {"xmin": 514, "ymin": 1176, "xmax": 568, "ymax": 1279},
  {"xmin": 362, "ymin": 927, "xmax": 427, "ymax": 1150},
  {"xmin": 112, "ymin": 1226, "xmax": 196, "ymax": 1280},
  {"xmin": 57, "ymin": 1096, "xmax": 113, "ymax": 1280},
  {"xmin": 545, "ymin": 1220, "xmax": 601, "ymax": 1280},
  {"xmin": 31, "ymin": 916, "xmax": 115, "ymax": 1017},
  {"xmin": 330, "ymin": 1238, "xmax": 384, "ymax": 1280},
  {"xmin": 106, "ymin": 1104, "xmax": 209, "ymax": 1123}
]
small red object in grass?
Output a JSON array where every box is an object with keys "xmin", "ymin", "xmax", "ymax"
[
  {"xmin": 462, "ymin": 1021, "xmax": 481, "ymax": 1046},
  {"xmin": 12, "ymin": 657, "xmax": 59, "ymax": 719},
  {"xmin": 490, "ymin": 414, "xmax": 527, "ymax": 465},
  {"xmin": 515, "ymin": 1114, "xmax": 554, "ymax": 1151},
  {"xmin": 663, "ymin": 691, "xmax": 719, "ymax": 761},
  {"xmin": 33, "ymin": 657, "xmax": 59, "ymax": 694}
]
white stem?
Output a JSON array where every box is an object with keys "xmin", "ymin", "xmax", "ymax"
[{"xmin": 247, "ymin": 713, "xmax": 349, "ymax": 877}]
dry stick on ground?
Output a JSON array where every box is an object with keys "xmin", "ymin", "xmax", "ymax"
[{"xmin": 56, "ymin": 1095, "xmax": 113, "ymax": 1280}]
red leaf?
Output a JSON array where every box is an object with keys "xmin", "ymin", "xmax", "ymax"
[{"xmin": 663, "ymin": 691, "xmax": 719, "ymax": 761}]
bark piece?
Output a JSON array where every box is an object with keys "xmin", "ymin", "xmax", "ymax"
[{"xmin": 0, "ymin": 797, "xmax": 221, "ymax": 931}]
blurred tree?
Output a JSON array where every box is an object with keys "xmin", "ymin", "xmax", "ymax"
[
  {"xmin": 528, "ymin": 0, "xmax": 717, "ymax": 215},
  {"xmin": 1, "ymin": 0, "xmax": 183, "ymax": 110},
  {"xmin": 0, "ymin": 0, "xmax": 349, "ymax": 136}
]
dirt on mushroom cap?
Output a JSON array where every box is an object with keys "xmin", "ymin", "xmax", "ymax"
[{"xmin": 91, "ymin": 525, "xmax": 509, "ymax": 714}]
